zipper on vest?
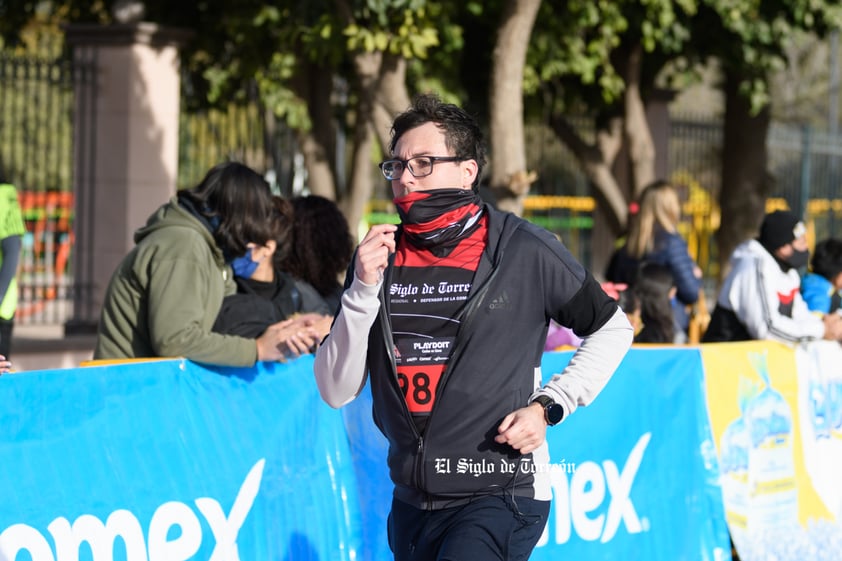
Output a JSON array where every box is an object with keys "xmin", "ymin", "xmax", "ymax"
[
  {"xmin": 410, "ymin": 247, "xmax": 505, "ymax": 508},
  {"xmin": 383, "ymin": 229, "xmax": 507, "ymax": 505},
  {"xmin": 415, "ymin": 436, "xmax": 430, "ymax": 509},
  {"xmin": 379, "ymin": 278, "xmax": 422, "ymax": 440},
  {"xmin": 427, "ymin": 253, "xmax": 503, "ymax": 416}
]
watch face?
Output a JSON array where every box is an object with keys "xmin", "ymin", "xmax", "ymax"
[{"xmin": 545, "ymin": 404, "xmax": 564, "ymax": 425}]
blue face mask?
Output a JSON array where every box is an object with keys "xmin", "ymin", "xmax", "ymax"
[{"xmin": 231, "ymin": 248, "xmax": 260, "ymax": 279}]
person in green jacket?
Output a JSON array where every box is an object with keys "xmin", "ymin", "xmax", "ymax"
[
  {"xmin": 0, "ymin": 181, "xmax": 25, "ymax": 361},
  {"xmin": 94, "ymin": 162, "xmax": 322, "ymax": 366}
]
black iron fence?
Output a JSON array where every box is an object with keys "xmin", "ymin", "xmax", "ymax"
[
  {"xmin": 0, "ymin": 53, "xmax": 93, "ymax": 327},
  {"xmin": 670, "ymin": 118, "xmax": 842, "ymax": 279},
  {"xmin": 178, "ymin": 102, "xmax": 299, "ymax": 195}
]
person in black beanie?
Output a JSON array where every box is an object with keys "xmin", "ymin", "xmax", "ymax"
[{"xmin": 703, "ymin": 210, "xmax": 842, "ymax": 343}]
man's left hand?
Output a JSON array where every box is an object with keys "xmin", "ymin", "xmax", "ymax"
[{"xmin": 494, "ymin": 402, "xmax": 547, "ymax": 454}]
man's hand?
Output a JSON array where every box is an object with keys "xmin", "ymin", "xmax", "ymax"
[
  {"xmin": 355, "ymin": 224, "xmax": 397, "ymax": 285},
  {"xmin": 494, "ymin": 402, "xmax": 548, "ymax": 455}
]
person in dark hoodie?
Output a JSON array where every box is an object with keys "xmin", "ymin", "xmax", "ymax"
[
  {"xmin": 212, "ymin": 195, "xmax": 332, "ymax": 339},
  {"xmin": 314, "ymin": 94, "xmax": 633, "ymax": 561},
  {"xmin": 94, "ymin": 162, "xmax": 322, "ymax": 366}
]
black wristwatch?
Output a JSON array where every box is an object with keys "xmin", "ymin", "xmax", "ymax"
[{"xmin": 532, "ymin": 395, "xmax": 564, "ymax": 426}]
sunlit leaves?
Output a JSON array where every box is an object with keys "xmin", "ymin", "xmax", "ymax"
[
  {"xmin": 698, "ymin": 0, "xmax": 841, "ymax": 114},
  {"xmin": 344, "ymin": 8, "xmax": 439, "ymax": 58}
]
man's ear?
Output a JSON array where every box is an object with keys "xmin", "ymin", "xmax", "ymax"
[{"xmin": 462, "ymin": 159, "xmax": 479, "ymax": 189}]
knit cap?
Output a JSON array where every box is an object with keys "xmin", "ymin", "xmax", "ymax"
[{"xmin": 758, "ymin": 210, "xmax": 806, "ymax": 252}]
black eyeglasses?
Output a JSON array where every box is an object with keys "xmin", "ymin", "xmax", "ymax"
[{"xmin": 378, "ymin": 156, "xmax": 465, "ymax": 181}]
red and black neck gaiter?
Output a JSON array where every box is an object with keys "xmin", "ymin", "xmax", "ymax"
[{"xmin": 394, "ymin": 188, "xmax": 484, "ymax": 257}]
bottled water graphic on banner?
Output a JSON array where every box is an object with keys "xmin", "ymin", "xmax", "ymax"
[
  {"xmin": 813, "ymin": 342, "xmax": 842, "ymax": 523},
  {"xmin": 831, "ymin": 369, "xmax": 842, "ymax": 525},
  {"xmin": 807, "ymin": 348, "xmax": 831, "ymax": 441},
  {"xmin": 828, "ymin": 349, "xmax": 842, "ymax": 478},
  {"xmin": 719, "ymin": 383, "xmax": 751, "ymax": 545},
  {"xmin": 831, "ymin": 374, "xmax": 842, "ymax": 441},
  {"xmin": 706, "ymin": 342, "xmax": 842, "ymax": 561},
  {"xmin": 743, "ymin": 350, "xmax": 798, "ymax": 531},
  {"xmin": 796, "ymin": 342, "xmax": 839, "ymax": 522}
]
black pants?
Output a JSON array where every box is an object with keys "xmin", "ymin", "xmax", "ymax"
[
  {"xmin": 388, "ymin": 494, "xmax": 549, "ymax": 561},
  {"xmin": 0, "ymin": 316, "xmax": 13, "ymax": 358}
]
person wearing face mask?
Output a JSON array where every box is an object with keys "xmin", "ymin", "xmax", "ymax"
[
  {"xmin": 95, "ymin": 162, "xmax": 322, "ymax": 366},
  {"xmin": 703, "ymin": 209, "xmax": 842, "ymax": 343},
  {"xmin": 213, "ymin": 196, "xmax": 332, "ymax": 340},
  {"xmin": 314, "ymin": 94, "xmax": 633, "ymax": 561}
]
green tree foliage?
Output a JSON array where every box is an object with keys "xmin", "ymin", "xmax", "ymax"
[
  {"xmin": 4, "ymin": 0, "xmax": 842, "ymax": 250},
  {"xmin": 513, "ymin": 0, "xmax": 842, "ymax": 272},
  {"xmin": 690, "ymin": 0, "xmax": 842, "ymax": 275},
  {"xmin": 1, "ymin": 0, "xmax": 458, "ymax": 228},
  {"xmin": 692, "ymin": 0, "xmax": 842, "ymax": 111}
]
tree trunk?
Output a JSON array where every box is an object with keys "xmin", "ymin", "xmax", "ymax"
[
  {"xmin": 622, "ymin": 43, "xmax": 656, "ymax": 197},
  {"xmin": 331, "ymin": 0, "xmax": 415, "ymax": 234},
  {"xmin": 289, "ymin": 60, "xmax": 337, "ymax": 199},
  {"xmin": 296, "ymin": 128, "xmax": 336, "ymax": 199},
  {"xmin": 488, "ymin": 0, "xmax": 541, "ymax": 215},
  {"xmin": 549, "ymin": 114, "xmax": 627, "ymax": 233},
  {"xmin": 372, "ymin": 53, "xmax": 411, "ymax": 157},
  {"xmin": 307, "ymin": 67, "xmax": 338, "ymax": 181},
  {"xmin": 549, "ymin": 113, "xmax": 628, "ymax": 277},
  {"xmin": 717, "ymin": 69, "xmax": 772, "ymax": 282},
  {"xmin": 340, "ymin": 49, "xmax": 382, "ymax": 233}
]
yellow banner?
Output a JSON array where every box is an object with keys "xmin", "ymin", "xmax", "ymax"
[{"xmin": 700, "ymin": 340, "xmax": 842, "ymax": 560}]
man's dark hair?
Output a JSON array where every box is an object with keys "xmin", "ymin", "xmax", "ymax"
[
  {"xmin": 389, "ymin": 93, "xmax": 487, "ymax": 188},
  {"xmin": 178, "ymin": 161, "xmax": 276, "ymax": 258},
  {"xmin": 811, "ymin": 238, "xmax": 842, "ymax": 281}
]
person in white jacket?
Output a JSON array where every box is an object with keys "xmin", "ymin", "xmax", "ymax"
[{"xmin": 704, "ymin": 210, "xmax": 842, "ymax": 343}]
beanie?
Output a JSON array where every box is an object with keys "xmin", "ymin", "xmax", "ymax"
[{"xmin": 758, "ymin": 210, "xmax": 805, "ymax": 252}]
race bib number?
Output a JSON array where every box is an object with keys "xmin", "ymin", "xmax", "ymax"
[{"xmin": 397, "ymin": 364, "xmax": 445, "ymax": 414}]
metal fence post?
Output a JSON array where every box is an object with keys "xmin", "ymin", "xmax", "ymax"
[{"xmin": 799, "ymin": 125, "xmax": 813, "ymax": 220}]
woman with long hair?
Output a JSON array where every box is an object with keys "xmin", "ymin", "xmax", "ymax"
[
  {"xmin": 283, "ymin": 195, "xmax": 354, "ymax": 313},
  {"xmin": 606, "ymin": 180, "xmax": 702, "ymax": 334}
]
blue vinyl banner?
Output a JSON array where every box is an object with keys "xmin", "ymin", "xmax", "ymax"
[
  {"xmin": 0, "ymin": 348, "xmax": 731, "ymax": 561},
  {"xmin": 0, "ymin": 357, "xmax": 363, "ymax": 561},
  {"xmin": 342, "ymin": 348, "xmax": 731, "ymax": 561},
  {"xmin": 532, "ymin": 348, "xmax": 731, "ymax": 560}
]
